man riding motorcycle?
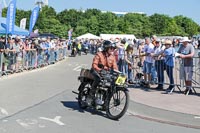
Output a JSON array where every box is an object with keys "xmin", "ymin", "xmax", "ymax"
[{"xmin": 89, "ymin": 40, "xmax": 118, "ymax": 102}]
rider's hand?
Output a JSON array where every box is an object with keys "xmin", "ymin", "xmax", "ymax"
[{"xmin": 100, "ymin": 69, "xmax": 107, "ymax": 75}]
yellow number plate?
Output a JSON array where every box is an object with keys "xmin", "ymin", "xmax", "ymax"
[{"xmin": 115, "ymin": 75, "xmax": 126, "ymax": 85}]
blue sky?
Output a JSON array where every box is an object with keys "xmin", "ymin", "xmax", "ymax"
[{"xmin": 12, "ymin": 0, "xmax": 200, "ymax": 25}]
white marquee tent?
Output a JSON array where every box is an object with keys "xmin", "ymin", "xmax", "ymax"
[
  {"xmin": 100, "ymin": 34, "xmax": 136, "ymax": 40},
  {"xmin": 76, "ymin": 33, "xmax": 100, "ymax": 39}
]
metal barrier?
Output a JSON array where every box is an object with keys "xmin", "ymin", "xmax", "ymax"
[
  {"xmin": 0, "ymin": 47, "xmax": 66, "ymax": 77},
  {"xmin": 130, "ymin": 48, "xmax": 200, "ymax": 95}
]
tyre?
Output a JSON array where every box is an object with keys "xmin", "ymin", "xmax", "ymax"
[
  {"xmin": 106, "ymin": 89, "xmax": 129, "ymax": 120},
  {"xmin": 78, "ymin": 83, "xmax": 90, "ymax": 109}
]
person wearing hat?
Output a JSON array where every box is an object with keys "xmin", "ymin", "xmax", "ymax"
[
  {"xmin": 177, "ymin": 37, "xmax": 195, "ymax": 95},
  {"xmin": 162, "ymin": 40, "xmax": 175, "ymax": 93},
  {"xmin": 151, "ymin": 38, "xmax": 165, "ymax": 90},
  {"xmin": 88, "ymin": 40, "xmax": 118, "ymax": 105}
]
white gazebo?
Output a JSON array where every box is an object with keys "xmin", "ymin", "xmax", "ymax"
[
  {"xmin": 76, "ymin": 33, "xmax": 100, "ymax": 40},
  {"xmin": 100, "ymin": 34, "xmax": 136, "ymax": 40}
]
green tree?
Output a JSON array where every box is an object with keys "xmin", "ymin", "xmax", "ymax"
[
  {"xmin": 2, "ymin": 6, "xmax": 199, "ymax": 38},
  {"xmin": 174, "ymin": 15, "xmax": 199, "ymax": 36},
  {"xmin": 57, "ymin": 9, "xmax": 82, "ymax": 28},
  {"xmin": 98, "ymin": 12, "xmax": 117, "ymax": 34}
]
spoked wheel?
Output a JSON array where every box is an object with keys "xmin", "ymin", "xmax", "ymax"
[
  {"xmin": 106, "ymin": 89, "xmax": 129, "ymax": 120},
  {"xmin": 78, "ymin": 83, "xmax": 90, "ymax": 109}
]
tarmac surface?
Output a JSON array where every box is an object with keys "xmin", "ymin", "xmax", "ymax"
[
  {"xmin": 128, "ymin": 84, "xmax": 200, "ymax": 129},
  {"xmin": 0, "ymin": 54, "xmax": 200, "ymax": 130}
]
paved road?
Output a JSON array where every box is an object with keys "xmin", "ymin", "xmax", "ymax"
[{"xmin": 0, "ymin": 54, "xmax": 199, "ymax": 133}]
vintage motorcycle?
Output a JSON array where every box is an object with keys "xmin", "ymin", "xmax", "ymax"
[
  {"xmin": 82, "ymin": 46, "xmax": 89, "ymax": 55},
  {"xmin": 75, "ymin": 68, "xmax": 129, "ymax": 120}
]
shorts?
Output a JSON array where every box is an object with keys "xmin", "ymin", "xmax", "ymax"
[
  {"xmin": 143, "ymin": 61, "xmax": 153, "ymax": 74},
  {"xmin": 184, "ymin": 66, "xmax": 193, "ymax": 81}
]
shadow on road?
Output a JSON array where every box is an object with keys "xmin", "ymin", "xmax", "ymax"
[{"xmin": 61, "ymin": 101, "xmax": 108, "ymax": 119}]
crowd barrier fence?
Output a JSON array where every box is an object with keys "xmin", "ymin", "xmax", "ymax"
[{"xmin": 0, "ymin": 47, "xmax": 66, "ymax": 76}]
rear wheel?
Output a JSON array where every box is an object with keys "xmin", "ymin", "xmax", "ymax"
[
  {"xmin": 78, "ymin": 83, "xmax": 90, "ymax": 109},
  {"xmin": 106, "ymin": 89, "xmax": 129, "ymax": 120}
]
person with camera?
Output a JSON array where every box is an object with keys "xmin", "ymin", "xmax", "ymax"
[{"xmin": 89, "ymin": 40, "xmax": 118, "ymax": 104}]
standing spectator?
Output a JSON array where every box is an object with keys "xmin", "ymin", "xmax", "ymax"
[
  {"xmin": 151, "ymin": 35, "xmax": 157, "ymax": 84},
  {"xmin": 14, "ymin": 37, "xmax": 22, "ymax": 72},
  {"xmin": 0, "ymin": 37, "xmax": 5, "ymax": 72},
  {"xmin": 152, "ymin": 39, "xmax": 165, "ymax": 90},
  {"xmin": 5, "ymin": 38, "xmax": 15, "ymax": 71},
  {"xmin": 124, "ymin": 44, "xmax": 134, "ymax": 84},
  {"xmin": 29, "ymin": 41, "xmax": 37, "ymax": 68},
  {"xmin": 62, "ymin": 39, "xmax": 67, "ymax": 58},
  {"xmin": 45, "ymin": 38, "xmax": 51, "ymax": 64},
  {"xmin": 142, "ymin": 38, "xmax": 154, "ymax": 88},
  {"xmin": 68, "ymin": 28, "xmax": 73, "ymax": 47},
  {"xmin": 162, "ymin": 40, "xmax": 175, "ymax": 93},
  {"xmin": 138, "ymin": 39, "xmax": 145, "ymax": 67},
  {"xmin": 116, "ymin": 39, "xmax": 126, "ymax": 74},
  {"xmin": 177, "ymin": 37, "xmax": 195, "ymax": 95}
]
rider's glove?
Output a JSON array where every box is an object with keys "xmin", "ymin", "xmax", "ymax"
[{"xmin": 100, "ymin": 69, "xmax": 107, "ymax": 75}]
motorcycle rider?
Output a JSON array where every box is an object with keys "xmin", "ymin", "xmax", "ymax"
[{"xmin": 89, "ymin": 40, "xmax": 118, "ymax": 104}]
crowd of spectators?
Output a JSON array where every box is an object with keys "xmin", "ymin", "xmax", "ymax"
[
  {"xmin": 0, "ymin": 34, "xmax": 199, "ymax": 95},
  {"xmin": 0, "ymin": 36, "xmax": 68, "ymax": 74}
]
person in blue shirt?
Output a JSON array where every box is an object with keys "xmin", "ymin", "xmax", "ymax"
[{"xmin": 162, "ymin": 40, "xmax": 175, "ymax": 93}]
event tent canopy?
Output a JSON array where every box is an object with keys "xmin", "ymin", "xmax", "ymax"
[
  {"xmin": 0, "ymin": 17, "xmax": 29, "ymax": 36},
  {"xmin": 76, "ymin": 33, "xmax": 100, "ymax": 40},
  {"xmin": 100, "ymin": 34, "xmax": 136, "ymax": 40}
]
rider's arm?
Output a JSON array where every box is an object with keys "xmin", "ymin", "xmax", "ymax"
[{"xmin": 92, "ymin": 54, "xmax": 101, "ymax": 72}]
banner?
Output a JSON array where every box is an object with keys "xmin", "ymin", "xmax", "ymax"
[
  {"xmin": 29, "ymin": 6, "xmax": 40, "ymax": 33},
  {"xmin": 20, "ymin": 18, "xmax": 27, "ymax": 29},
  {"xmin": 6, "ymin": 0, "xmax": 17, "ymax": 34}
]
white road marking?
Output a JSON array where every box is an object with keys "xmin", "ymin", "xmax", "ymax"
[
  {"xmin": 2, "ymin": 120, "xmax": 8, "ymax": 122},
  {"xmin": 39, "ymin": 116, "xmax": 65, "ymax": 126},
  {"xmin": 194, "ymin": 116, "xmax": 200, "ymax": 119},
  {"xmin": 16, "ymin": 119, "xmax": 32, "ymax": 129},
  {"xmin": 73, "ymin": 66, "xmax": 82, "ymax": 71},
  {"xmin": 38, "ymin": 124, "xmax": 46, "ymax": 128},
  {"xmin": 0, "ymin": 108, "xmax": 8, "ymax": 116},
  {"xmin": 76, "ymin": 68, "xmax": 82, "ymax": 72},
  {"xmin": 16, "ymin": 119, "xmax": 38, "ymax": 129}
]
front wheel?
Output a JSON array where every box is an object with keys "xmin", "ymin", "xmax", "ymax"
[
  {"xmin": 78, "ymin": 83, "xmax": 90, "ymax": 109},
  {"xmin": 106, "ymin": 89, "xmax": 129, "ymax": 120}
]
